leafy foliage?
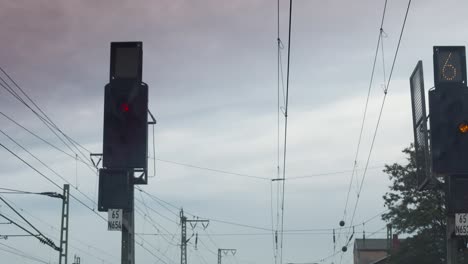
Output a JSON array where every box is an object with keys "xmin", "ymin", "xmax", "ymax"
[{"xmin": 381, "ymin": 145, "xmax": 446, "ymax": 263}]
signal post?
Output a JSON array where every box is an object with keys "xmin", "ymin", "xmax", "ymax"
[
  {"xmin": 429, "ymin": 46, "xmax": 468, "ymax": 264},
  {"xmin": 97, "ymin": 42, "xmax": 150, "ymax": 264}
]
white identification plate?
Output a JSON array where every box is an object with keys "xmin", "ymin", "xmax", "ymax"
[
  {"xmin": 108, "ymin": 209, "xmax": 122, "ymax": 231},
  {"xmin": 455, "ymin": 213, "xmax": 468, "ymax": 236}
]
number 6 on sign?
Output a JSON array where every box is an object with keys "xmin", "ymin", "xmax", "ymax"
[
  {"xmin": 108, "ymin": 209, "xmax": 123, "ymax": 231},
  {"xmin": 433, "ymin": 46, "xmax": 467, "ymax": 87}
]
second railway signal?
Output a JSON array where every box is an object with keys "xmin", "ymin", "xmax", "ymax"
[
  {"xmin": 430, "ymin": 46, "xmax": 468, "ymax": 175},
  {"xmin": 430, "ymin": 87, "xmax": 468, "ymax": 174}
]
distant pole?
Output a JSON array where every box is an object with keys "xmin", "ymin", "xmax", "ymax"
[
  {"xmin": 386, "ymin": 224, "xmax": 392, "ymax": 254},
  {"xmin": 122, "ymin": 185, "xmax": 134, "ymax": 264},
  {"xmin": 217, "ymin": 248, "xmax": 237, "ymax": 264},
  {"xmin": 59, "ymin": 184, "xmax": 70, "ymax": 264},
  {"xmin": 180, "ymin": 209, "xmax": 209, "ymax": 264},
  {"xmin": 181, "ymin": 209, "xmax": 187, "ymax": 264}
]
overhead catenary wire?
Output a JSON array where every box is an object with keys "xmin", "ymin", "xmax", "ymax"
[
  {"xmin": 1, "ymin": 195, "xmax": 117, "ymax": 263},
  {"xmin": 273, "ymin": 0, "xmax": 286, "ymax": 262},
  {"xmin": 0, "ymin": 212, "xmax": 58, "ymax": 251},
  {"xmin": 0, "ymin": 129, "xmax": 96, "ymax": 206},
  {"xmin": 1, "ymin": 107, "xmax": 393, "ymax": 185},
  {"xmin": 313, "ymin": 224, "xmax": 388, "ymax": 263},
  {"xmin": 0, "ymin": 67, "xmax": 174, "ymax": 262},
  {"xmin": 0, "ymin": 111, "xmax": 96, "ymax": 172},
  {"xmin": 0, "ymin": 242, "xmax": 50, "ymax": 264},
  {"xmin": 0, "ymin": 141, "xmax": 106, "ymax": 222},
  {"xmin": 342, "ymin": 0, "xmax": 388, "ymax": 226},
  {"xmin": 342, "ymin": 0, "xmax": 412, "ymax": 261},
  {"xmin": 0, "ymin": 67, "xmax": 92, "ymax": 168},
  {"xmin": 154, "ymin": 158, "xmax": 270, "ymax": 181},
  {"xmin": 279, "ymin": 1, "xmax": 293, "ymax": 264}
]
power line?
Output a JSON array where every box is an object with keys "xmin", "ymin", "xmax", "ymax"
[
  {"xmin": 0, "ymin": 67, "xmax": 179, "ymax": 262},
  {"xmin": 0, "ymin": 112, "xmax": 94, "ymax": 169},
  {"xmin": 154, "ymin": 158, "xmax": 269, "ymax": 181},
  {"xmin": 1, "ymin": 195, "xmax": 117, "ymax": 263},
  {"xmin": 342, "ymin": 0, "xmax": 388, "ymax": 228},
  {"xmin": 279, "ymin": 1, "xmax": 294, "ymax": 264},
  {"xmin": 340, "ymin": 0, "xmax": 411, "ymax": 262},
  {"xmin": 313, "ymin": 224, "xmax": 388, "ymax": 263},
  {"xmin": 0, "ymin": 242, "xmax": 50, "ymax": 264},
  {"xmin": 0, "ymin": 67, "xmax": 92, "ymax": 167},
  {"xmin": 342, "ymin": 0, "xmax": 412, "ymax": 261},
  {"xmin": 0, "ymin": 128, "xmax": 96, "ymax": 206},
  {"xmin": 0, "ymin": 141, "xmax": 106, "ymax": 222}
]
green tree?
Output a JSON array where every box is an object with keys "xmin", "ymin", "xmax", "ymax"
[{"xmin": 381, "ymin": 145, "xmax": 446, "ymax": 263}]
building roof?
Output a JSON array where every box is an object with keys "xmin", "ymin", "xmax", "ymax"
[
  {"xmin": 370, "ymin": 256, "xmax": 389, "ymax": 264},
  {"xmin": 354, "ymin": 239, "xmax": 388, "ymax": 251}
]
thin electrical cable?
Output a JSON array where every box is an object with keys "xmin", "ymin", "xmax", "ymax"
[
  {"xmin": 140, "ymin": 189, "xmax": 275, "ymax": 232},
  {"xmin": 136, "ymin": 187, "xmax": 180, "ymax": 217},
  {"xmin": 0, "ymin": 142, "xmax": 106, "ymax": 221},
  {"xmin": 154, "ymin": 158, "xmax": 269, "ymax": 181},
  {"xmin": 279, "ymin": 1, "xmax": 293, "ymax": 264},
  {"xmin": 0, "ymin": 242, "xmax": 50, "ymax": 264},
  {"xmin": 0, "ymin": 129, "xmax": 96, "ymax": 206},
  {"xmin": 133, "ymin": 204, "xmax": 181, "ymax": 250},
  {"xmin": 135, "ymin": 199, "xmax": 178, "ymax": 225},
  {"xmin": 343, "ymin": 0, "xmax": 412, "ymax": 256},
  {"xmin": 0, "ymin": 76, "xmax": 96, "ymax": 177},
  {"xmin": 270, "ymin": 181, "xmax": 277, "ymax": 264},
  {"xmin": 314, "ymin": 225, "xmax": 387, "ymax": 263},
  {"xmin": 0, "ymin": 195, "xmax": 117, "ymax": 262},
  {"xmin": 0, "ymin": 213, "xmax": 59, "ymax": 252},
  {"xmin": 0, "ymin": 195, "xmax": 58, "ymax": 249},
  {"xmin": 0, "ymin": 69, "xmax": 91, "ymax": 165},
  {"xmin": 135, "ymin": 231, "xmax": 387, "ymax": 237},
  {"xmin": 274, "ymin": 0, "xmax": 282, "ymax": 262},
  {"xmin": 135, "ymin": 237, "xmax": 171, "ymax": 264},
  {"xmin": 135, "ymin": 232, "xmax": 178, "ymax": 264},
  {"xmin": 192, "ymin": 248, "xmax": 210, "ymax": 264},
  {"xmin": 139, "ymin": 187, "xmax": 387, "ymax": 234},
  {"xmin": 134, "ymin": 201, "xmax": 180, "ymax": 239},
  {"xmin": 198, "ymin": 238, "xmax": 218, "ymax": 256},
  {"xmin": 287, "ymin": 165, "xmax": 383, "ymax": 180},
  {"xmin": 0, "ymin": 112, "xmax": 91, "ymax": 168},
  {"xmin": 342, "ymin": 0, "xmax": 388, "ymax": 223}
]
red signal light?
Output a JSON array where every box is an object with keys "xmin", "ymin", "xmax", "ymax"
[{"xmin": 120, "ymin": 103, "xmax": 130, "ymax": 113}]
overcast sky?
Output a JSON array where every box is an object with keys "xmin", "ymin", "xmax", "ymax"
[{"xmin": 1, "ymin": 0, "xmax": 468, "ymax": 263}]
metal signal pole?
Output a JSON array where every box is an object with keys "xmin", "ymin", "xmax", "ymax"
[
  {"xmin": 447, "ymin": 214, "xmax": 457, "ymax": 264},
  {"xmin": 122, "ymin": 184, "xmax": 135, "ymax": 264}
]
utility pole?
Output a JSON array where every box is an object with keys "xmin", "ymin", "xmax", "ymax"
[
  {"xmin": 59, "ymin": 184, "xmax": 70, "ymax": 264},
  {"xmin": 181, "ymin": 209, "xmax": 187, "ymax": 264},
  {"xmin": 217, "ymin": 248, "xmax": 236, "ymax": 264},
  {"xmin": 180, "ymin": 209, "xmax": 209, "ymax": 264},
  {"xmin": 72, "ymin": 255, "xmax": 81, "ymax": 264},
  {"xmin": 386, "ymin": 224, "xmax": 392, "ymax": 254},
  {"xmin": 447, "ymin": 212, "xmax": 457, "ymax": 264},
  {"xmin": 122, "ymin": 184, "xmax": 134, "ymax": 264}
]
